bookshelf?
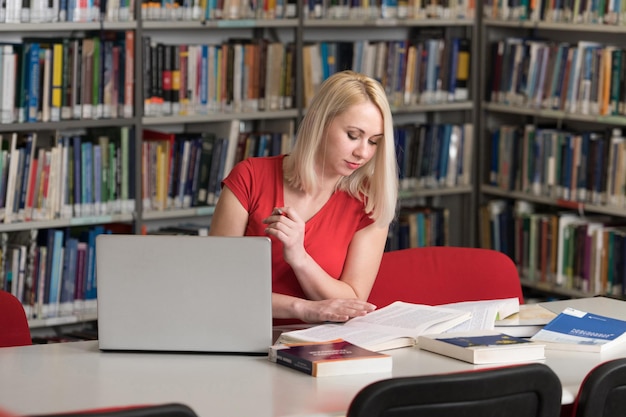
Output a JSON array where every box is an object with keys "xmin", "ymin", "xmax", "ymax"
[
  {"xmin": 479, "ymin": 2, "xmax": 626, "ymax": 301},
  {"xmin": 0, "ymin": 1, "xmax": 479, "ymax": 335},
  {"xmin": 300, "ymin": 12, "xmax": 478, "ymax": 249}
]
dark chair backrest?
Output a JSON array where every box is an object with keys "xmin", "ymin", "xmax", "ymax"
[
  {"xmin": 0, "ymin": 290, "xmax": 31, "ymax": 347},
  {"xmin": 571, "ymin": 358, "xmax": 626, "ymax": 417},
  {"xmin": 347, "ymin": 363, "xmax": 562, "ymax": 417},
  {"xmin": 28, "ymin": 403, "xmax": 198, "ymax": 417}
]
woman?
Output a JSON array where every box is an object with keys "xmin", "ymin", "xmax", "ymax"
[{"xmin": 210, "ymin": 70, "xmax": 398, "ymax": 324}]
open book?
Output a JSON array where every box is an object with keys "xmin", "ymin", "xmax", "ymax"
[{"xmin": 277, "ymin": 301, "xmax": 472, "ymax": 352}]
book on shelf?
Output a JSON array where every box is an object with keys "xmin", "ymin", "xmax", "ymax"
[
  {"xmin": 417, "ymin": 330, "xmax": 546, "ymax": 365},
  {"xmin": 268, "ymin": 339, "xmax": 392, "ymax": 377},
  {"xmin": 530, "ymin": 307, "xmax": 626, "ymax": 352},
  {"xmin": 277, "ymin": 301, "xmax": 472, "ymax": 352},
  {"xmin": 494, "ymin": 303, "xmax": 557, "ymax": 338}
]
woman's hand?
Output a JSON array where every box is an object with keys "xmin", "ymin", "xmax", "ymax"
[
  {"xmin": 263, "ymin": 207, "xmax": 307, "ymax": 268},
  {"xmin": 296, "ymin": 298, "xmax": 377, "ymax": 323}
]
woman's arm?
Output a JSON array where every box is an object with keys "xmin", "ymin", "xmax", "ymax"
[
  {"xmin": 213, "ymin": 187, "xmax": 381, "ymax": 323},
  {"xmin": 273, "ymin": 292, "xmax": 376, "ymax": 323},
  {"xmin": 208, "ymin": 187, "xmax": 248, "ymax": 236},
  {"xmin": 264, "ymin": 207, "xmax": 388, "ymax": 302}
]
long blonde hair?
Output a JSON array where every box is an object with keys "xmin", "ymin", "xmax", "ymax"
[{"xmin": 284, "ymin": 70, "xmax": 398, "ymax": 226}]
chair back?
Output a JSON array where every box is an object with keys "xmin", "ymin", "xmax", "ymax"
[
  {"xmin": 369, "ymin": 246, "xmax": 523, "ymax": 307},
  {"xmin": 0, "ymin": 290, "xmax": 31, "ymax": 347},
  {"xmin": 347, "ymin": 363, "xmax": 562, "ymax": 417},
  {"xmin": 28, "ymin": 403, "xmax": 198, "ymax": 417},
  {"xmin": 571, "ymin": 358, "xmax": 626, "ymax": 417}
]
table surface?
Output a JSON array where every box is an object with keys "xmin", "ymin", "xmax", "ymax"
[{"xmin": 2, "ymin": 337, "xmax": 626, "ymax": 417}]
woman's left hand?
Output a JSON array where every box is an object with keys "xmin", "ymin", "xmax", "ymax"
[{"xmin": 263, "ymin": 206, "xmax": 306, "ymax": 267}]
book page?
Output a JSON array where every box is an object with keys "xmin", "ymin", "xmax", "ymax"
[
  {"xmin": 278, "ymin": 323, "xmax": 415, "ymax": 350},
  {"xmin": 442, "ymin": 306, "xmax": 499, "ymax": 332},
  {"xmin": 347, "ymin": 301, "xmax": 470, "ymax": 334},
  {"xmin": 439, "ymin": 297, "xmax": 520, "ymax": 320},
  {"xmin": 279, "ymin": 301, "xmax": 472, "ymax": 351}
]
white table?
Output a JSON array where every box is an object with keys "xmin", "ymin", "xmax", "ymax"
[{"xmin": 2, "ymin": 339, "xmax": 626, "ymax": 417}]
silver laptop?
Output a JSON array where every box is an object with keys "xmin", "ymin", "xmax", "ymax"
[{"xmin": 96, "ymin": 234, "xmax": 273, "ymax": 354}]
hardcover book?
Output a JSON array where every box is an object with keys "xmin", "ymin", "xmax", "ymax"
[
  {"xmin": 530, "ymin": 307, "xmax": 626, "ymax": 352},
  {"xmin": 268, "ymin": 339, "xmax": 392, "ymax": 377},
  {"xmin": 418, "ymin": 330, "xmax": 545, "ymax": 364}
]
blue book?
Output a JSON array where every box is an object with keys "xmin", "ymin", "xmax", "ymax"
[
  {"xmin": 561, "ymin": 134, "xmax": 573, "ymax": 200},
  {"xmin": 81, "ymin": 141, "xmax": 93, "ymax": 215},
  {"xmin": 72, "ymin": 136, "xmax": 83, "ymax": 216},
  {"xmin": 531, "ymin": 307, "xmax": 626, "ymax": 352},
  {"xmin": 199, "ymin": 45, "xmax": 209, "ymax": 111},
  {"xmin": 82, "ymin": 225, "xmax": 108, "ymax": 303},
  {"xmin": 490, "ymin": 129, "xmax": 500, "ymax": 186},
  {"xmin": 438, "ymin": 124, "xmax": 452, "ymax": 186},
  {"xmin": 394, "ymin": 127, "xmax": 406, "ymax": 182},
  {"xmin": 26, "ymin": 42, "xmax": 41, "ymax": 123},
  {"xmin": 213, "ymin": 137, "xmax": 229, "ymax": 202},
  {"xmin": 93, "ymin": 144, "xmax": 102, "ymax": 214},
  {"xmin": 448, "ymin": 38, "xmax": 461, "ymax": 101},
  {"xmin": 47, "ymin": 229, "xmax": 65, "ymax": 318},
  {"xmin": 319, "ymin": 42, "xmax": 330, "ymax": 81},
  {"xmin": 59, "ymin": 236, "xmax": 78, "ymax": 315}
]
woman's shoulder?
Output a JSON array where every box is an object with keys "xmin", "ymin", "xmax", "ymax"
[
  {"xmin": 235, "ymin": 155, "xmax": 284, "ymax": 172},
  {"xmin": 250, "ymin": 154, "xmax": 285, "ymax": 166},
  {"xmin": 227, "ymin": 155, "xmax": 285, "ymax": 185}
]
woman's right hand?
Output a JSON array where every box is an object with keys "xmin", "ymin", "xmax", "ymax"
[{"xmin": 295, "ymin": 298, "xmax": 377, "ymax": 323}]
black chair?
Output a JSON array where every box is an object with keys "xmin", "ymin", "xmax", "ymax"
[
  {"xmin": 29, "ymin": 403, "xmax": 198, "ymax": 417},
  {"xmin": 347, "ymin": 363, "xmax": 562, "ymax": 417},
  {"xmin": 570, "ymin": 358, "xmax": 626, "ymax": 417}
]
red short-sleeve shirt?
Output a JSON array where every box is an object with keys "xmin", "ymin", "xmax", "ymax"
[{"xmin": 222, "ymin": 155, "xmax": 373, "ymax": 319}]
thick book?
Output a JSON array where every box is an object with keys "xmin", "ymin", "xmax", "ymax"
[
  {"xmin": 277, "ymin": 301, "xmax": 472, "ymax": 352},
  {"xmin": 417, "ymin": 330, "xmax": 545, "ymax": 365},
  {"xmin": 268, "ymin": 339, "xmax": 392, "ymax": 377},
  {"xmin": 530, "ymin": 307, "xmax": 626, "ymax": 352}
]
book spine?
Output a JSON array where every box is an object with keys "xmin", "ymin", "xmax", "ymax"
[
  {"xmin": 123, "ymin": 30, "xmax": 134, "ymax": 118},
  {"xmin": 274, "ymin": 349, "xmax": 314, "ymax": 376}
]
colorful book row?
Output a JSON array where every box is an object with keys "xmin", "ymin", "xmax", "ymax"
[
  {"xmin": 303, "ymin": 35, "xmax": 471, "ymax": 108},
  {"xmin": 489, "ymin": 38, "xmax": 626, "ymax": 117},
  {"xmin": 0, "ymin": 32, "xmax": 135, "ymax": 125},
  {"xmin": 0, "ymin": 226, "xmax": 112, "ymax": 320},
  {"xmin": 488, "ymin": 124, "xmax": 626, "ymax": 208},
  {"xmin": 482, "ymin": 200, "xmax": 626, "ymax": 297},
  {"xmin": 387, "ymin": 205, "xmax": 450, "ymax": 251},
  {"xmin": 303, "ymin": 0, "xmax": 474, "ymax": 20},
  {"xmin": 1, "ymin": 0, "xmax": 135, "ymax": 23},
  {"xmin": 0, "ymin": 128, "xmax": 135, "ymax": 224},
  {"xmin": 484, "ymin": 0, "xmax": 626, "ymax": 25},
  {"xmin": 142, "ymin": 38, "xmax": 295, "ymax": 117},
  {"xmin": 141, "ymin": 0, "xmax": 297, "ymax": 20},
  {"xmin": 395, "ymin": 123, "xmax": 473, "ymax": 190},
  {"xmin": 141, "ymin": 121, "xmax": 293, "ymax": 211}
]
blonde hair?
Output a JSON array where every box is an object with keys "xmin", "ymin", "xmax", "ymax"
[{"xmin": 284, "ymin": 70, "xmax": 398, "ymax": 226}]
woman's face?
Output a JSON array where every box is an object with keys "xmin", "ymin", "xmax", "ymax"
[{"xmin": 319, "ymin": 100, "xmax": 384, "ymax": 179}]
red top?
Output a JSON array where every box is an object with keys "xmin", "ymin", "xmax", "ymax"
[{"xmin": 223, "ymin": 155, "xmax": 374, "ymax": 324}]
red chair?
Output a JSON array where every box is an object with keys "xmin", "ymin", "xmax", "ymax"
[
  {"xmin": 368, "ymin": 246, "xmax": 524, "ymax": 308},
  {"xmin": 0, "ymin": 290, "xmax": 32, "ymax": 347}
]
